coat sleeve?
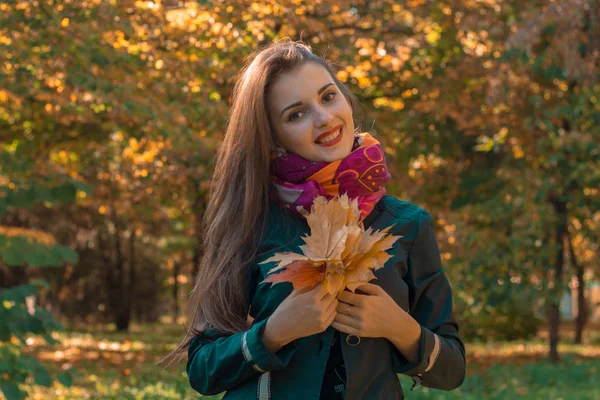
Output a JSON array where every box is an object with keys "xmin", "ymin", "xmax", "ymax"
[
  {"xmin": 186, "ymin": 253, "xmax": 298, "ymax": 395},
  {"xmin": 391, "ymin": 209, "xmax": 466, "ymax": 391}
]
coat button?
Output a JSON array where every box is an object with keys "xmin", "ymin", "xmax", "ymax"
[{"xmin": 345, "ymin": 334, "xmax": 361, "ymax": 346}]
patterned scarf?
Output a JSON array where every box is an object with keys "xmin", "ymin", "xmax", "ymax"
[{"xmin": 270, "ymin": 132, "xmax": 391, "ymax": 221}]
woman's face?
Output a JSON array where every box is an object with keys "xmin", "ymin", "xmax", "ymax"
[{"xmin": 267, "ymin": 62, "xmax": 355, "ymax": 163}]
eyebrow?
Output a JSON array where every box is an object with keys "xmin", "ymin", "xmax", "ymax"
[{"xmin": 279, "ymin": 82, "xmax": 335, "ymax": 116}]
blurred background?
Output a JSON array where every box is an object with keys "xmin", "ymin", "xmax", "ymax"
[{"xmin": 1, "ymin": 0, "xmax": 599, "ymax": 399}]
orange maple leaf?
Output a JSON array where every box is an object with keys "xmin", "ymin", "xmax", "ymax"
[
  {"xmin": 262, "ymin": 260, "xmax": 326, "ymax": 290},
  {"xmin": 261, "ymin": 194, "xmax": 401, "ymax": 295}
]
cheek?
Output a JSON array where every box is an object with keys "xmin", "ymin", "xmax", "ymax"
[
  {"xmin": 335, "ymin": 101, "xmax": 354, "ymax": 127},
  {"xmin": 280, "ymin": 124, "xmax": 313, "ymax": 148}
]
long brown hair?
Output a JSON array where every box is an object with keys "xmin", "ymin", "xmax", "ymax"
[{"xmin": 161, "ymin": 39, "xmax": 359, "ymax": 367}]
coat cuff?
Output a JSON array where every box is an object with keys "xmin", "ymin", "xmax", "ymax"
[
  {"xmin": 392, "ymin": 326, "xmax": 441, "ymax": 389},
  {"xmin": 241, "ymin": 318, "xmax": 297, "ymax": 372}
]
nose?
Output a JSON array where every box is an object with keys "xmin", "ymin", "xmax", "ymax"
[{"xmin": 313, "ymin": 105, "xmax": 334, "ymax": 128}]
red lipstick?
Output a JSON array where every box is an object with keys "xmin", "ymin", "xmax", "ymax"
[{"xmin": 314, "ymin": 124, "xmax": 343, "ymax": 146}]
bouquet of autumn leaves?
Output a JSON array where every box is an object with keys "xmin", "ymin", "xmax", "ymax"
[{"xmin": 261, "ymin": 194, "xmax": 401, "ymax": 295}]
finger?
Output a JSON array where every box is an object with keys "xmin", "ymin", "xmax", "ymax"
[
  {"xmin": 337, "ymin": 290, "xmax": 363, "ymax": 306},
  {"xmin": 323, "ymin": 290, "xmax": 340, "ymax": 307},
  {"xmin": 336, "ymin": 301, "xmax": 359, "ymax": 316},
  {"xmin": 335, "ymin": 302, "xmax": 362, "ymax": 322},
  {"xmin": 297, "ymin": 280, "xmax": 320, "ymax": 291},
  {"xmin": 324, "ymin": 299, "xmax": 338, "ymax": 322},
  {"xmin": 325, "ymin": 304, "xmax": 338, "ymax": 326},
  {"xmin": 293, "ymin": 282, "xmax": 322, "ymax": 297},
  {"xmin": 304, "ymin": 282, "xmax": 326, "ymax": 298},
  {"xmin": 333, "ymin": 312, "xmax": 359, "ymax": 328},
  {"xmin": 314, "ymin": 285, "xmax": 340, "ymax": 303},
  {"xmin": 324, "ymin": 297, "xmax": 339, "ymax": 316},
  {"xmin": 290, "ymin": 285, "xmax": 312, "ymax": 298},
  {"xmin": 317, "ymin": 285, "xmax": 338, "ymax": 301},
  {"xmin": 354, "ymin": 282, "xmax": 383, "ymax": 296},
  {"xmin": 327, "ymin": 311, "xmax": 337, "ymax": 326},
  {"xmin": 331, "ymin": 321, "xmax": 360, "ymax": 336}
]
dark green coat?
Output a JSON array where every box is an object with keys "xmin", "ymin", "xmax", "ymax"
[{"xmin": 187, "ymin": 196, "xmax": 466, "ymax": 399}]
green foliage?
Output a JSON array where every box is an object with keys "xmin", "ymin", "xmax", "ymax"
[
  {"xmin": 0, "ymin": 283, "xmax": 75, "ymax": 399},
  {"xmin": 399, "ymin": 357, "xmax": 600, "ymax": 399},
  {"xmin": 456, "ymin": 289, "xmax": 543, "ymax": 341},
  {"xmin": 0, "ymin": 282, "xmax": 77, "ymax": 399},
  {"xmin": 0, "ymin": 346, "xmax": 50, "ymax": 400},
  {"xmin": 0, "ymin": 283, "xmax": 61, "ymax": 343},
  {"xmin": 0, "ymin": 236, "xmax": 78, "ymax": 267},
  {"xmin": 55, "ymin": 371, "xmax": 73, "ymax": 388},
  {"xmin": 0, "ymin": 143, "xmax": 80, "ymax": 398},
  {"xmin": 0, "ymin": 143, "xmax": 94, "ymax": 215}
]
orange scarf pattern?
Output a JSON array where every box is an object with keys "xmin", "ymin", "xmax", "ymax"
[{"xmin": 270, "ymin": 133, "xmax": 391, "ymax": 220}]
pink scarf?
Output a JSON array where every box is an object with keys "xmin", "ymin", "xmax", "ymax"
[{"xmin": 270, "ymin": 132, "xmax": 391, "ymax": 221}]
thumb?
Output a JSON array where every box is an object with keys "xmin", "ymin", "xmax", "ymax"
[{"xmin": 291, "ymin": 282, "xmax": 320, "ymax": 297}]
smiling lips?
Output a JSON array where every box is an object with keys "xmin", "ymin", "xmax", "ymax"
[{"xmin": 315, "ymin": 124, "xmax": 343, "ymax": 146}]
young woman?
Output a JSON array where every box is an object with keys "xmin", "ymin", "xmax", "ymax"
[{"xmin": 163, "ymin": 39, "xmax": 466, "ymax": 399}]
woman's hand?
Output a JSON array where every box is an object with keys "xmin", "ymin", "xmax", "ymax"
[
  {"xmin": 331, "ymin": 282, "xmax": 400, "ymax": 338},
  {"xmin": 263, "ymin": 283, "xmax": 338, "ymax": 352},
  {"xmin": 332, "ymin": 282, "xmax": 422, "ymax": 362}
]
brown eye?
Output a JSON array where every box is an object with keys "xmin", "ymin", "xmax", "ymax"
[
  {"xmin": 322, "ymin": 92, "xmax": 336, "ymax": 103},
  {"xmin": 288, "ymin": 110, "xmax": 305, "ymax": 122}
]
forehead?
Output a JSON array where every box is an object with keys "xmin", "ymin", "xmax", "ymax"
[{"xmin": 268, "ymin": 62, "xmax": 334, "ymax": 105}]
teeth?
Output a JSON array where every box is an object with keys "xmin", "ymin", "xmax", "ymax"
[{"xmin": 318, "ymin": 128, "xmax": 341, "ymax": 144}]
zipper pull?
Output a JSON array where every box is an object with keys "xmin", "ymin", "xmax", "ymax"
[{"xmin": 411, "ymin": 374, "xmax": 423, "ymax": 390}]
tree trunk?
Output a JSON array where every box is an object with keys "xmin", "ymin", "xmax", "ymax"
[
  {"xmin": 0, "ymin": 267, "xmax": 8, "ymax": 288},
  {"xmin": 127, "ymin": 227, "xmax": 136, "ymax": 326},
  {"xmin": 549, "ymin": 199, "xmax": 567, "ymax": 363},
  {"xmin": 0, "ymin": 265, "xmax": 27, "ymax": 288},
  {"xmin": 568, "ymin": 233, "xmax": 586, "ymax": 344},
  {"xmin": 173, "ymin": 262, "xmax": 180, "ymax": 321},
  {"xmin": 110, "ymin": 207, "xmax": 130, "ymax": 332}
]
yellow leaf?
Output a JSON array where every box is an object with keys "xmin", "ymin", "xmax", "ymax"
[
  {"xmin": 0, "ymin": 226, "xmax": 56, "ymax": 246},
  {"xmin": 61, "ymin": 18, "xmax": 70, "ymax": 27},
  {"xmin": 261, "ymin": 196, "xmax": 402, "ymax": 296},
  {"xmin": 260, "ymin": 252, "xmax": 310, "ymax": 274},
  {"xmin": 426, "ymin": 30, "xmax": 440, "ymax": 45},
  {"xmin": 356, "ymin": 227, "xmax": 386, "ymax": 253},
  {"xmin": 368, "ymin": 231, "xmax": 399, "ymax": 253},
  {"xmin": 344, "ymin": 266, "xmax": 376, "ymax": 292},
  {"xmin": 301, "ymin": 196, "xmax": 350, "ymax": 261},
  {"xmin": 341, "ymin": 225, "xmax": 362, "ymax": 260},
  {"xmin": 323, "ymin": 271, "xmax": 345, "ymax": 294}
]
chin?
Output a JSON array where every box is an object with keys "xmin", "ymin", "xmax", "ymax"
[
  {"xmin": 313, "ymin": 128, "xmax": 354, "ymax": 162},
  {"xmin": 322, "ymin": 148, "xmax": 352, "ymax": 163}
]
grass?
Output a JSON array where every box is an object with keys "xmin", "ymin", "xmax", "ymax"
[
  {"xmin": 399, "ymin": 356, "xmax": 600, "ymax": 399},
  {"xmin": 15, "ymin": 322, "xmax": 600, "ymax": 399}
]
